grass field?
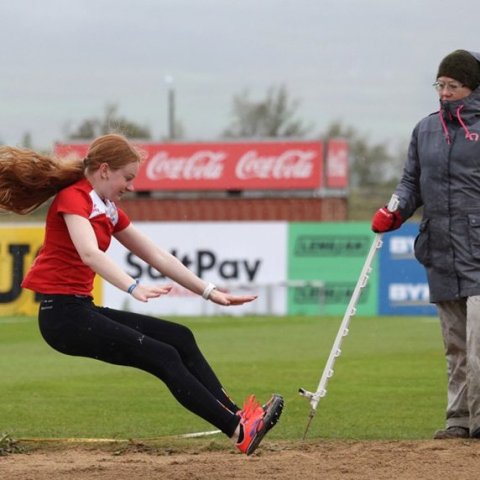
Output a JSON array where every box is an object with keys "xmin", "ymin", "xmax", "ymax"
[{"xmin": 0, "ymin": 314, "xmax": 447, "ymax": 441}]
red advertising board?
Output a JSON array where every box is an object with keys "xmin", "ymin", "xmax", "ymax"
[
  {"xmin": 55, "ymin": 141, "xmax": 324, "ymax": 191},
  {"xmin": 325, "ymin": 139, "xmax": 349, "ymax": 189}
]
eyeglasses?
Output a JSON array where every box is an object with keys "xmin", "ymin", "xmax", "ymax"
[{"xmin": 432, "ymin": 81, "xmax": 465, "ymax": 92}]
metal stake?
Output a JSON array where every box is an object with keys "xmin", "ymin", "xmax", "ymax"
[{"xmin": 299, "ymin": 194, "xmax": 399, "ymax": 439}]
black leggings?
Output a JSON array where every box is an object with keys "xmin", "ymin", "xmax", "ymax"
[{"xmin": 38, "ymin": 294, "xmax": 241, "ymax": 437}]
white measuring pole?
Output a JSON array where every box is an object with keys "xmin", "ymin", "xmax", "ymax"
[{"xmin": 299, "ymin": 194, "xmax": 399, "ymax": 439}]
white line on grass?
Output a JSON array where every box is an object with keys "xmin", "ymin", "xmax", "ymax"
[{"xmin": 19, "ymin": 430, "xmax": 222, "ymax": 444}]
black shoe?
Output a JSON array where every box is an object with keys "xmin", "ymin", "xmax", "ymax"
[
  {"xmin": 262, "ymin": 394, "xmax": 284, "ymax": 433},
  {"xmin": 433, "ymin": 426, "xmax": 469, "ymax": 439}
]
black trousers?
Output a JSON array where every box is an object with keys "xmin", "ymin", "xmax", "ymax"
[{"xmin": 38, "ymin": 294, "xmax": 240, "ymax": 436}]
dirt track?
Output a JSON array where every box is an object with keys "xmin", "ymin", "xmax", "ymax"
[{"xmin": 1, "ymin": 439, "xmax": 480, "ymax": 480}]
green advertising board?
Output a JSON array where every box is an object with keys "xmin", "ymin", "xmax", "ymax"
[{"xmin": 287, "ymin": 222, "xmax": 378, "ymax": 316}]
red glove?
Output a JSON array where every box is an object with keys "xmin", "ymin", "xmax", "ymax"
[{"xmin": 371, "ymin": 207, "xmax": 403, "ymax": 233}]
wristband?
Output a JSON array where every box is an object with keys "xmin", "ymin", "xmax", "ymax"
[
  {"xmin": 127, "ymin": 280, "xmax": 139, "ymax": 295},
  {"xmin": 202, "ymin": 283, "xmax": 217, "ymax": 300}
]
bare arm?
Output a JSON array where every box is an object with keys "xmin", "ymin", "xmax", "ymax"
[
  {"xmin": 64, "ymin": 214, "xmax": 171, "ymax": 302},
  {"xmin": 115, "ymin": 224, "xmax": 207, "ymax": 294},
  {"xmin": 114, "ymin": 224, "xmax": 257, "ymax": 306}
]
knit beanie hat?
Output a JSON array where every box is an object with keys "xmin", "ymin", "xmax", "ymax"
[{"xmin": 437, "ymin": 49, "xmax": 480, "ymax": 90}]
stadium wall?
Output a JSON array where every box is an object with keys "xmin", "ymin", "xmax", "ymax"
[
  {"xmin": 119, "ymin": 197, "xmax": 347, "ymax": 222},
  {"xmin": 0, "ymin": 222, "xmax": 435, "ymax": 317}
]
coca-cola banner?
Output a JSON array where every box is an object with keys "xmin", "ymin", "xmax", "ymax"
[{"xmin": 54, "ymin": 141, "xmax": 324, "ymax": 191}]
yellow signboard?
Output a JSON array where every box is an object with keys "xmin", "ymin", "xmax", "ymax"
[{"xmin": 0, "ymin": 225, "xmax": 102, "ymax": 316}]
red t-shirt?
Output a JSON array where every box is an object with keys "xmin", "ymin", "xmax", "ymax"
[{"xmin": 22, "ymin": 178, "xmax": 130, "ymax": 296}]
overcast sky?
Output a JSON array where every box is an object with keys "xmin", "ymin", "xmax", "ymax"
[{"xmin": 0, "ymin": 0, "xmax": 478, "ymax": 150}]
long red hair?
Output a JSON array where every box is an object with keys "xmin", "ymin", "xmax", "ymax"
[{"xmin": 0, "ymin": 134, "xmax": 143, "ymax": 215}]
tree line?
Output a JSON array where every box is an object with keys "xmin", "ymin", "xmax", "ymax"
[{"xmin": 15, "ymin": 85, "xmax": 408, "ymax": 203}]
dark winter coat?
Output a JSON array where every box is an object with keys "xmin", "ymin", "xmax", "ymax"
[{"xmin": 395, "ymin": 51, "xmax": 480, "ymax": 303}]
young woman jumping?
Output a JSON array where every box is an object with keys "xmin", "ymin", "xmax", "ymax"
[{"xmin": 0, "ymin": 133, "xmax": 284, "ymax": 455}]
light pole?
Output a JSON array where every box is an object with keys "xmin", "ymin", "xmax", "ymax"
[{"xmin": 164, "ymin": 75, "xmax": 175, "ymax": 140}]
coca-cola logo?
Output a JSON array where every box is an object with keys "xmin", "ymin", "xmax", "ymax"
[
  {"xmin": 235, "ymin": 150, "xmax": 315, "ymax": 179},
  {"xmin": 145, "ymin": 151, "xmax": 226, "ymax": 180}
]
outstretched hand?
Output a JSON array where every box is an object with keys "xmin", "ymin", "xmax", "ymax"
[
  {"xmin": 208, "ymin": 289, "xmax": 258, "ymax": 306},
  {"xmin": 128, "ymin": 282, "xmax": 257, "ymax": 306},
  {"xmin": 131, "ymin": 284, "xmax": 173, "ymax": 302}
]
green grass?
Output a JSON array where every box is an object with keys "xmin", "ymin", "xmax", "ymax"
[{"xmin": 0, "ymin": 314, "xmax": 446, "ymax": 441}]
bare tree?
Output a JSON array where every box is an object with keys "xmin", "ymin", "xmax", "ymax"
[
  {"xmin": 67, "ymin": 104, "xmax": 152, "ymax": 140},
  {"xmin": 223, "ymin": 85, "xmax": 311, "ymax": 138}
]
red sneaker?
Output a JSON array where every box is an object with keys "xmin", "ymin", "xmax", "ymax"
[{"xmin": 236, "ymin": 394, "xmax": 284, "ymax": 455}]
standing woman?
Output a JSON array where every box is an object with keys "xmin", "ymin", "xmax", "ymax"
[
  {"xmin": 371, "ymin": 49, "xmax": 480, "ymax": 439},
  {"xmin": 0, "ymin": 133, "xmax": 283, "ymax": 455}
]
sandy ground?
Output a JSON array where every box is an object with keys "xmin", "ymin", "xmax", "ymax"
[{"xmin": 1, "ymin": 438, "xmax": 480, "ymax": 480}]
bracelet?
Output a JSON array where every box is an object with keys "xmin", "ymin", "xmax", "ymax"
[
  {"xmin": 127, "ymin": 280, "xmax": 139, "ymax": 295},
  {"xmin": 202, "ymin": 282, "xmax": 217, "ymax": 300}
]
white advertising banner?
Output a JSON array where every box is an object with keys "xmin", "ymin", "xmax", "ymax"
[{"xmin": 104, "ymin": 222, "xmax": 288, "ymax": 316}]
